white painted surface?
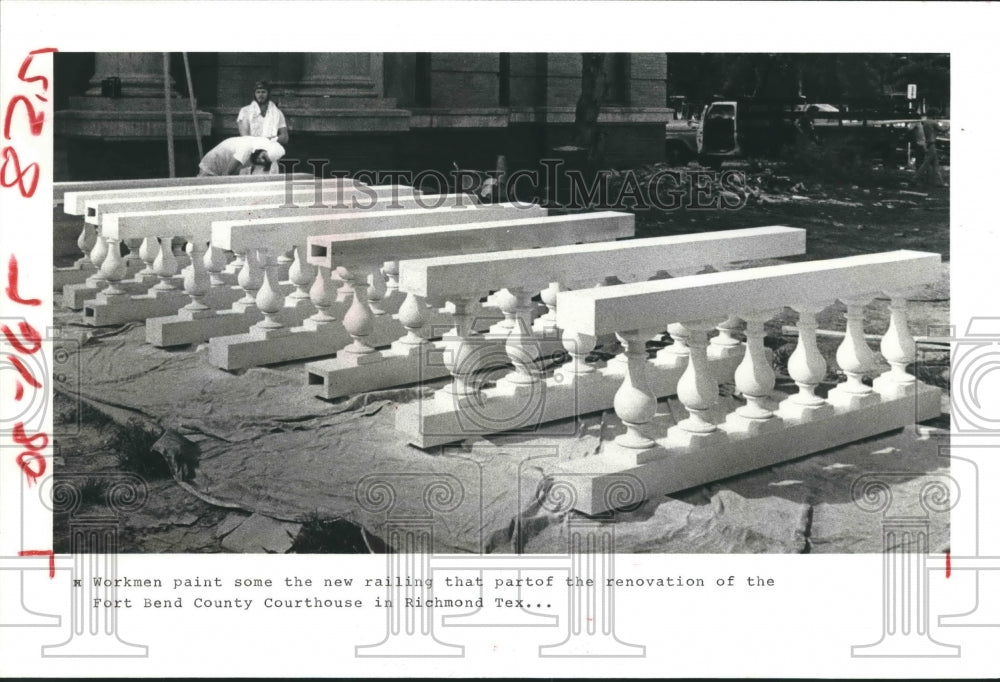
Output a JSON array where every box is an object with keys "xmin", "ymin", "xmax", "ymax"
[
  {"xmin": 100, "ymin": 194, "xmax": 475, "ymax": 241},
  {"xmin": 63, "ymin": 177, "xmax": 391, "ymax": 215},
  {"xmin": 557, "ymin": 251, "xmax": 941, "ymax": 336},
  {"xmin": 83, "ymin": 184, "xmax": 420, "ymax": 224},
  {"xmin": 56, "ymin": 173, "xmax": 315, "ymax": 207},
  {"xmin": 216, "ymin": 201, "xmax": 540, "ymax": 252},
  {"xmin": 399, "ymin": 225, "xmax": 805, "ymax": 299},
  {"xmin": 308, "ymin": 212, "xmax": 636, "ymax": 269}
]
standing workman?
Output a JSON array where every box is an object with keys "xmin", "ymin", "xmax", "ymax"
[
  {"xmin": 914, "ymin": 117, "xmax": 945, "ymax": 187},
  {"xmin": 198, "ymin": 136, "xmax": 285, "ymax": 177},
  {"xmin": 237, "ymin": 80, "xmax": 289, "ymax": 146}
]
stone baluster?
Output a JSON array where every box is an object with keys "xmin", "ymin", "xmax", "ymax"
[
  {"xmin": 253, "ymin": 250, "xmax": 289, "ymax": 334},
  {"xmin": 75, "ymin": 223, "xmax": 97, "ymax": 269},
  {"xmin": 234, "ymin": 249, "xmax": 264, "ymax": 312},
  {"xmin": 285, "ymin": 245, "xmax": 316, "ymax": 310},
  {"xmin": 394, "ymin": 292, "xmax": 428, "ymax": 350},
  {"xmin": 335, "ymin": 269, "xmax": 354, "ymax": 303},
  {"xmin": 668, "ymin": 319, "xmax": 725, "ymax": 448},
  {"xmin": 88, "ymin": 233, "xmax": 110, "ymax": 287},
  {"xmin": 498, "ymin": 287, "xmax": 543, "ymax": 389},
  {"xmin": 306, "ymin": 265, "xmax": 338, "ymax": 329},
  {"xmin": 379, "ymin": 260, "xmax": 405, "ymax": 314},
  {"xmin": 277, "ymin": 248, "xmax": 295, "ymax": 280},
  {"xmin": 612, "ymin": 330, "xmax": 657, "ymax": 450},
  {"xmin": 137, "ymin": 237, "xmax": 160, "ymax": 283},
  {"xmin": 726, "ymin": 310, "xmax": 781, "ymax": 435},
  {"xmin": 367, "ymin": 264, "xmax": 389, "ymax": 316},
  {"xmin": 778, "ymin": 303, "xmax": 836, "ymax": 422},
  {"xmin": 151, "ymin": 236, "xmax": 179, "ymax": 292},
  {"xmin": 383, "ymin": 260, "xmax": 400, "ymax": 296},
  {"xmin": 181, "ymin": 241, "xmax": 211, "ymax": 313},
  {"xmin": 489, "ymin": 288, "xmax": 518, "ymax": 337},
  {"xmin": 559, "ymin": 328, "xmax": 597, "ymax": 379},
  {"xmin": 535, "ymin": 281, "xmax": 563, "ymax": 337},
  {"xmin": 829, "ymin": 295, "xmax": 880, "ymax": 409},
  {"xmin": 435, "ymin": 296, "xmax": 479, "ymax": 407},
  {"xmin": 203, "ymin": 244, "xmax": 228, "ymax": 287},
  {"xmin": 656, "ymin": 321, "xmax": 691, "ymax": 367},
  {"xmin": 123, "ymin": 238, "xmax": 143, "ymax": 273},
  {"xmin": 709, "ymin": 315, "xmax": 743, "ymax": 359},
  {"xmin": 224, "ymin": 250, "xmax": 245, "ymax": 276},
  {"xmin": 98, "ymin": 238, "xmax": 128, "ymax": 299},
  {"xmin": 873, "ymin": 291, "xmax": 917, "ymax": 398},
  {"xmin": 338, "ymin": 263, "xmax": 380, "ymax": 363}
]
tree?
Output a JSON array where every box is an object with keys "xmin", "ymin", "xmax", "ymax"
[{"xmin": 572, "ymin": 53, "xmax": 609, "ymax": 170}]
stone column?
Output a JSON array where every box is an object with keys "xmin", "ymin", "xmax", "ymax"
[
  {"xmin": 295, "ymin": 53, "xmax": 383, "ymax": 98},
  {"xmin": 56, "ymin": 53, "xmax": 212, "ymax": 179},
  {"xmin": 276, "ymin": 53, "xmax": 410, "ymax": 137},
  {"xmin": 85, "ymin": 53, "xmax": 178, "ymax": 98}
]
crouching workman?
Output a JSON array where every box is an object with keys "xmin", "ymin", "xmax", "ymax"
[{"xmin": 197, "ymin": 136, "xmax": 285, "ymax": 177}]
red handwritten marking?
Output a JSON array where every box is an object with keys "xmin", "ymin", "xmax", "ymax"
[
  {"xmin": 2, "ymin": 321, "xmax": 42, "ymax": 354},
  {"xmin": 18, "ymin": 550, "xmax": 55, "ymax": 578},
  {"xmin": 3, "ymin": 96, "xmax": 46, "ymax": 139},
  {"xmin": 4, "ymin": 48, "xmax": 57, "ymax": 583},
  {"xmin": 16, "ymin": 48, "xmax": 57, "ymax": 92},
  {"xmin": 8, "ymin": 355, "xmax": 41, "ymax": 388},
  {"xmin": 16, "ymin": 451, "xmax": 46, "ymax": 486},
  {"xmin": 13, "ymin": 422, "xmax": 48, "ymax": 450},
  {"xmin": 6, "ymin": 256, "xmax": 41, "ymax": 306},
  {"xmin": 0, "ymin": 146, "xmax": 40, "ymax": 198},
  {"xmin": 946, "ymin": 551, "xmax": 951, "ymax": 578}
]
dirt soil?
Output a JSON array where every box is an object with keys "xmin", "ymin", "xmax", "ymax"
[{"xmin": 51, "ymin": 162, "xmax": 950, "ymax": 554}]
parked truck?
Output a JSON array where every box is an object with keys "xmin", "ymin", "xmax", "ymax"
[{"xmin": 665, "ymin": 97, "xmax": 945, "ymax": 168}]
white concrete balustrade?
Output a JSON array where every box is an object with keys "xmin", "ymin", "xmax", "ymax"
[
  {"xmin": 88, "ymin": 193, "xmax": 470, "ymax": 338},
  {"xmin": 203, "ymin": 202, "xmax": 546, "ymax": 370},
  {"xmin": 546, "ymin": 250, "xmax": 942, "ymax": 515},
  {"xmin": 207, "ymin": 209, "xmax": 627, "ymax": 371},
  {"xmin": 62, "ymin": 180, "xmax": 417, "ymax": 310},
  {"xmin": 391, "ymin": 226, "xmax": 808, "ymax": 447},
  {"xmin": 59, "ymin": 175, "xmax": 320, "ymax": 215},
  {"xmin": 304, "ymin": 211, "xmax": 647, "ymax": 396},
  {"xmin": 53, "ymin": 174, "xmax": 314, "ymax": 289},
  {"xmin": 153, "ymin": 197, "xmax": 514, "ymax": 350}
]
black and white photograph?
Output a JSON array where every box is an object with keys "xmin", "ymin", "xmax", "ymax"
[{"xmin": 1, "ymin": 1, "xmax": 997, "ymax": 678}]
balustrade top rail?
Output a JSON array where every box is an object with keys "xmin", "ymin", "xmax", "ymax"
[
  {"xmin": 64, "ymin": 177, "xmax": 369, "ymax": 215},
  {"xmin": 397, "ymin": 225, "xmax": 805, "ymax": 300},
  {"xmin": 213, "ymin": 201, "xmax": 543, "ymax": 252},
  {"xmin": 556, "ymin": 250, "xmax": 941, "ymax": 336},
  {"xmin": 306, "ymin": 212, "xmax": 636, "ymax": 270},
  {"xmin": 55, "ymin": 173, "xmax": 315, "ymax": 206},
  {"xmin": 82, "ymin": 184, "xmax": 419, "ymax": 224},
  {"xmin": 99, "ymin": 193, "xmax": 473, "ymax": 242}
]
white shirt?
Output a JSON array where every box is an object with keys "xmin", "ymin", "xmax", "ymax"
[
  {"xmin": 199, "ymin": 137, "xmax": 269, "ymax": 176},
  {"xmin": 237, "ymin": 101, "xmax": 287, "ymax": 141}
]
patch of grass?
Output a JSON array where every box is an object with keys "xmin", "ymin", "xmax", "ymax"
[
  {"xmin": 291, "ymin": 512, "xmax": 388, "ymax": 554},
  {"xmin": 113, "ymin": 419, "xmax": 171, "ymax": 480}
]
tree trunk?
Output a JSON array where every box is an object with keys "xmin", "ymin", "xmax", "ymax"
[{"xmin": 572, "ymin": 53, "xmax": 608, "ymax": 170}]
